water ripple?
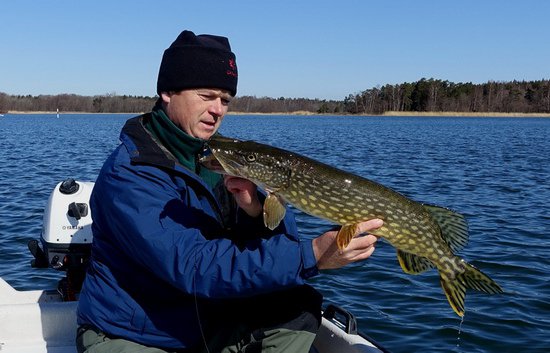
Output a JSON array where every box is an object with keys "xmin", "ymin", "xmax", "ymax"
[{"xmin": 1, "ymin": 115, "xmax": 549, "ymax": 352}]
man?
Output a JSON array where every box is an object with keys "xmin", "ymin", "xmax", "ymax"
[{"xmin": 76, "ymin": 30, "xmax": 382, "ymax": 353}]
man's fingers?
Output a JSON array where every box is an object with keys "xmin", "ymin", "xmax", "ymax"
[
  {"xmin": 357, "ymin": 218, "xmax": 384, "ymax": 234},
  {"xmin": 349, "ymin": 245, "xmax": 376, "ymax": 262},
  {"xmin": 224, "ymin": 176, "xmax": 255, "ymax": 194},
  {"xmin": 349, "ymin": 234, "xmax": 378, "ymax": 251}
]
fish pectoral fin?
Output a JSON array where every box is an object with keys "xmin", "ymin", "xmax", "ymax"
[
  {"xmin": 397, "ymin": 250, "xmax": 435, "ymax": 274},
  {"xmin": 263, "ymin": 193, "xmax": 286, "ymax": 230},
  {"xmin": 336, "ymin": 223, "xmax": 360, "ymax": 251}
]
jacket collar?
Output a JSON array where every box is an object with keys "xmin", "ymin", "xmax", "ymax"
[
  {"xmin": 119, "ymin": 114, "xmax": 232, "ymax": 241},
  {"xmin": 120, "ymin": 113, "xmax": 227, "ymax": 220},
  {"xmin": 120, "ymin": 113, "xmax": 178, "ymax": 170}
]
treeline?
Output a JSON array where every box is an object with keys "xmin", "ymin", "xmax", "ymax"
[
  {"xmin": 0, "ymin": 91, "xmax": 342, "ymax": 115},
  {"xmin": 0, "ymin": 93, "xmax": 156, "ymax": 114},
  {"xmin": 343, "ymin": 78, "xmax": 550, "ymax": 114},
  {"xmin": 229, "ymin": 96, "xmax": 343, "ymax": 114},
  {"xmin": 1, "ymin": 78, "xmax": 549, "ymax": 114}
]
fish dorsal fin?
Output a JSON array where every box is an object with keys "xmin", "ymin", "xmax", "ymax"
[
  {"xmin": 263, "ymin": 193, "xmax": 287, "ymax": 230},
  {"xmin": 423, "ymin": 204, "xmax": 469, "ymax": 253},
  {"xmin": 397, "ymin": 249, "xmax": 435, "ymax": 274}
]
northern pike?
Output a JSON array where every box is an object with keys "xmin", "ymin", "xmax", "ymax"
[{"xmin": 200, "ymin": 135, "xmax": 503, "ymax": 316}]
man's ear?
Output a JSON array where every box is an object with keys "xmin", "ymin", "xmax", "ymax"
[{"xmin": 160, "ymin": 91, "xmax": 172, "ymax": 103}]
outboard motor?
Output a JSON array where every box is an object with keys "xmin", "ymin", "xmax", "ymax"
[{"xmin": 28, "ymin": 178, "xmax": 94, "ymax": 301}]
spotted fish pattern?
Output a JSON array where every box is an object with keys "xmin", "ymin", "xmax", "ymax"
[{"xmin": 200, "ymin": 135, "xmax": 503, "ymax": 317}]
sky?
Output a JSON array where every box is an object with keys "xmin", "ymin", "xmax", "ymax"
[{"xmin": 1, "ymin": 0, "xmax": 549, "ymax": 100}]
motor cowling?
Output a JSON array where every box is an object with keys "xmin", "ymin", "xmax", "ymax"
[
  {"xmin": 40, "ymin": 178, "xmax": 94, "ymax": 270},
  {"xmin": 28, "ymin": 178, "xmax": 95, "ymax": 300}
]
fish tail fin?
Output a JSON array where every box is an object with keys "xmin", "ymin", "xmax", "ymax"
[
  {"xmin": 439, "ymin": 260, "xmax": 503, "ymax": 317},
  {"xmin": 459, "ymin": 260, "xmax": 504, "ymax": 295}
]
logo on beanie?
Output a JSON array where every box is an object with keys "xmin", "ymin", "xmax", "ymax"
[{"xmin": 226, "ymin": 58, "xmax": 237, "ymax": 78}]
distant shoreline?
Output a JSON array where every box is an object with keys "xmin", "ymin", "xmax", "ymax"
[
  {"xmin": 5, "ymin": 111, "xmax": 136, "ymax": 115},
  {"xmin": 230, "ymin": 111, "xmax": 550, "ymax": 117},
  {"xmin": 228, "ymin": 111, "xmax": 550, "ymax": 117},
  {"xmin": 5, "ymin": 110, "xmax": 550, "ymax": 117},
  {"xmin": 382, "ymin": 111, "xmax": 550, "ymax": 118}
]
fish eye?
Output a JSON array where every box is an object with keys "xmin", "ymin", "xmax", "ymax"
[{"xmin": 246, "ymin": 153, "xmax": 256, "ymax": 162}]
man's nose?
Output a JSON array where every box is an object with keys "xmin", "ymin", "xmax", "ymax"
[{"xmin": 208, "ymin": 98, "xmax": 224, "ymax": 117}]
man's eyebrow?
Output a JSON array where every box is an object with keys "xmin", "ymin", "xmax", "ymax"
[{"xmin": 197, "ymin": 89, "xmax": 232, "ymax": 100}]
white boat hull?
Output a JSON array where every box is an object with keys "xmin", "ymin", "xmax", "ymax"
[{"xmin": 0, "ymin": 277, "xmax": 388, "ymax": 353}]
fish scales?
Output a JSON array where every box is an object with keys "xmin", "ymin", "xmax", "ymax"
[
  {"xmin": 200, "ymin": 135, "xmax": 503, "ymax": 317},
  {"xmin": 286, "ymin": 159, "xmax": 448, "ymax": 259}
]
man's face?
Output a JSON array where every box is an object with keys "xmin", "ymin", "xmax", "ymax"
[{"xmin": 161, "ymin": 88, "xmax": 232, "ymax": 140}]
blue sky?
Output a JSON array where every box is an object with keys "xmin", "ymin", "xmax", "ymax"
[{"xmin": 1, "ymin": 0, "xmax": 549, "ymax": 100}]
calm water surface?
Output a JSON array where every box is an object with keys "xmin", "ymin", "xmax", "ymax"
[{"xmin": 1, "ymin": 113, "xmax": 549, "ymax": 352}]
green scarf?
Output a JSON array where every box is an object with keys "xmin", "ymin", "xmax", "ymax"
[{"xmin": 145, "ymin": 105, "xmax": 222, "ymax": 189}]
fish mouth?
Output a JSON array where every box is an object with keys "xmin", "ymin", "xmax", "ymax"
[
  {"xmin": 199, "ymin": 153, "xmax": 226, "ymax": 173},
  {"xmin": 200, "ymin": 135, "xmax": 246, "ymax": 175},
  {"xmin": 199, "ymin": 149, "xmax": 244, "ymax": 176}
]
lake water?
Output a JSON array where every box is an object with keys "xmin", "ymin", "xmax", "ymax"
[{"xmin": 1, "ymin": 113, "xmax": 549, "ymax": 352}]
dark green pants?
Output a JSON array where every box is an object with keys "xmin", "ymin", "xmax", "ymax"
[{"xmin": 76, "ymin": 285, "xmax": 322, "ymax": 353}]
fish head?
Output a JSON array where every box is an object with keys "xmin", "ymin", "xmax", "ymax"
[{"xmin": 200, "ymin": 135, "xmax": 293, "ymax": 190}]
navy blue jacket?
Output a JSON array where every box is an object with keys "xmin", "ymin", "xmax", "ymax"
[{"xmin": 76, "ymin": 115, "xmax": 319, "ymax": 349}]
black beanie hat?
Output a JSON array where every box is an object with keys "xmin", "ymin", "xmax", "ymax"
[{"xmin": 157, "ymin": 30, "xmax": 238, "ymax": 96}]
